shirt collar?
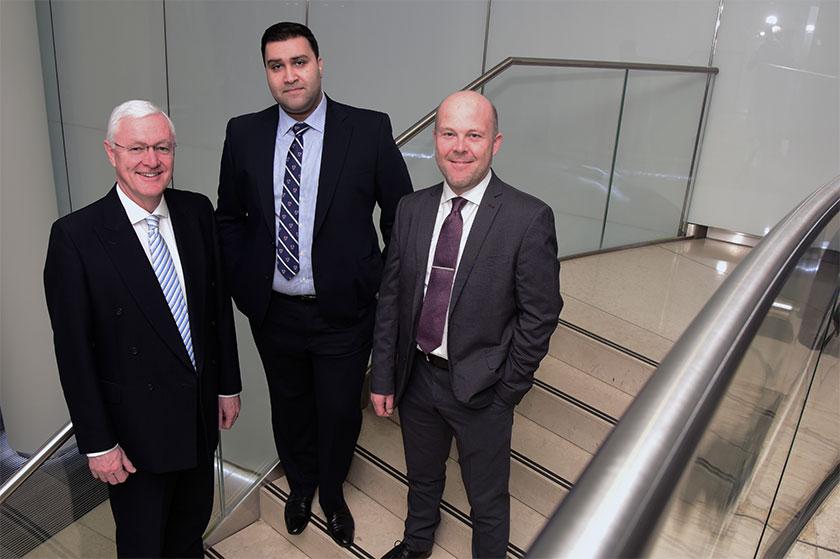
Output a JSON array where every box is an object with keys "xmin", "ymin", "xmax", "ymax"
[
  {"xmin": 278, "ymin": 92, "xmax": 327, "ymax": 136},
  {"xmin": 441, "ymin": 169, "xmax": 492, "ymax": 208},
  {"xmin": 116, "ymin": 183, "xmax": 170, "ymax": 225}
]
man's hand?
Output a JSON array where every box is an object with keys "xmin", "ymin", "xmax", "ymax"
[
  {"xmin": 219, "ymin": 395, "xmax": 241, "ymax": 429},
  {"xmin": 370, "ymin": 392, "xmax": 395, "ymax": 417},
  {"xmin": 88, "ymin": 447, "xmax": 136, "ymax": 485}
]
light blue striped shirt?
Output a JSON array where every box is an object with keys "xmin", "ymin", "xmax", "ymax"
[{"xmin": 272, "ymin": 94, "xmax": 326, "ymax": 295}]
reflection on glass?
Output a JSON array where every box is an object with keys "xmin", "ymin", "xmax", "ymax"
[
  {"xmin": 646, "ymin": 215, "xmax": 839, "ymax": 557},
  {"xmin": 1, "ymin": 436, "xmax": 114, "ymax": 557}
]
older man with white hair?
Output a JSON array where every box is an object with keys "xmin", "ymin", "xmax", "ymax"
[{"xmin": 44, "ymin": 99, "xmax": 242, "ymax": 558}]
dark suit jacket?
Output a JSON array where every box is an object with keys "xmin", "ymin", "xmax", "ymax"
[
  {"xmin": 215, "ymin": 97, "xmax": 413, "ymax": 325},
  {"xmin": 44, "ymin": 187, "xmax": 242, "ymax": 473},
  {"xmin": 371, "ymin": 173, "xmax": 563, "ymax": 409}
]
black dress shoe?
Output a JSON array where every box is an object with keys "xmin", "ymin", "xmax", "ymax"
[
  {"xmin": 284, "ymin": 495, "xmax": 313, "ymax": 535},
  {"xmin": 324, "ymin": 504, "xmax": 355, "ymax": 548},
  {"xmin": 381, "ymin": 541, "xmax": 432, "ymax": 559}
]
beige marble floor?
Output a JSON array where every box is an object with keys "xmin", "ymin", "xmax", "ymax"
[{"xmin": 560, "ymin": 238, "xmax": 751, "ymax": 361}]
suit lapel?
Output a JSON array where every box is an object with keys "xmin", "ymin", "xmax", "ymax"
[
  {"xmin": 314, "ymin": 97, "xmax": 352, "ymax": 238},
  {"xmin": 257, "ymin": 107, "xmax": 281, "ymax": 238},
  {"xmin": 94, "ymin": 187, "xmax": 194, "ymax": 371},
  {"xmin": 412, "ymin": 185, "xmax": 443, "ymax": 319},
  {"xmin": 167, "ymin": 191, "xmax": 206, "ymax": 373},
  {"xmin": 450, "ymin": 175, "xmax": 503, "ymax": 311}
]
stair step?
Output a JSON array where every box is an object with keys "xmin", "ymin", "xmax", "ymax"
[
  {"xmin": 548, "ymin": 323, "xmax": 656, "ymax": 397},
  {"xmin": 516, "ymin": 383, "xmax": 612, "ymax": 455},
  {"xmin": 261, "ymin": 476, "xmax": 455, "ymax": 559},
  {"xmin": 208, "ymin": 520, "xmax": 310, "ymax": 559},
  {"xmin": 536, "ymin": 354, "xmax": 632, "ymax": 420}
]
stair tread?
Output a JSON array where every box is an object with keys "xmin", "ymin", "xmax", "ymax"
[
  {"xmin": 210, "ymin": 520, "xmax": 310, "ymax": 559},
  {"xmin": 548, "ymin": 323, "xmax": 656, "ymax": 396},
  {"xmin": 263, "ymin": 477, "xmax": 456, "ymax": 559}
]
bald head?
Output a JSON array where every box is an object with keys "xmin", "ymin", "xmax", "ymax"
[
  {"xmin": 434, "ymin": 91, "xmax": 499, "ymax": 135},
  {"xmin": 433, "ymin": 90, "xmax": 503, "ymax": 194}
]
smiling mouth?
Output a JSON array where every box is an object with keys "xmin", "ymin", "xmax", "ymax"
[{"xmin": 137, "ymin": 171, "xmax": 162, "ymax": 178}]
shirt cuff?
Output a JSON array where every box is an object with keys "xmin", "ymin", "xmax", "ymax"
[
  {"xmin": 218, "ymin": 393, "xmax": 240, "ymax": 398},
  {"xmin": 86, "ymin": 444, "xmax": 119, "ymax": 458}
]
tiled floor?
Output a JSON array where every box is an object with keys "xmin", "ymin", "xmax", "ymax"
[{"xmin": 560, "ymin": 238, "xmax": 752, "ymax": 362}]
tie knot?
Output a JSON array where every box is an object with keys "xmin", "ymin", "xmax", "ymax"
[
  {"xmin": 145, "ymin": 214, "xmax": 160, "ymax": 231},
  {"xmin": 293, "ymin": 122, "xmax": 310, "ymax": 137},
  {"xmin": 451, "ymin": 197, "xmax": 467, "ymax": 213}
]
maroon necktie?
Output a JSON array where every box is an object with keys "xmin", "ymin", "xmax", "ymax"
[{"xmin": 416, "ymin": 197, "xmax": 468, "ymax": 354}]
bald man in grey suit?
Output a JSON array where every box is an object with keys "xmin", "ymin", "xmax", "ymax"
[{"xmin": 370, "ymin": 91, "xmax": 562, "ymax": 559}]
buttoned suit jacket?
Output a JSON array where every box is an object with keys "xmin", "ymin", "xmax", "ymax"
[
  {"xmin": 215, "ymin": 97, "xmax": 413, "ymax": 325},
  {"xmin": 44, "ymin": 186, "xmax": 242, "ymax": 473},
  {"xmin": 371, "ymin": 173, "xmax": 563, "ymax": 409}
]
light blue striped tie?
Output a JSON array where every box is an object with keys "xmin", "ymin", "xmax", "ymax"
[{"xmin": 146, "ymin": 215, "xmax": 195, "ymax": 368}]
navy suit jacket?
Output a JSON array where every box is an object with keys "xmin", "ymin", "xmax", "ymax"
[
  {"xmin": 215, "ymin": 97, "xmax": 413, "ymax": 325},
  {"xmin": 44, "ymin": 187, "xmax": 242, "ymax": 473}
]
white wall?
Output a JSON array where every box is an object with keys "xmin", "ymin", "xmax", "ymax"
[
  {"xmin": 1, "ymin": 0, "xmax": 68, "ymax": 453},
  {"xmin": 690, "ymin": 0, "xmax": 840, "ymax": 236}
]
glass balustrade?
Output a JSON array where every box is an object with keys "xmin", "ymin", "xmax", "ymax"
[
  {"xmin": 644, "ymin": 215, "xmax": 838, "ymax": 557},
  {"xmin": 399, "ymin": 64, "xmax": 711, "ymax": 257}
]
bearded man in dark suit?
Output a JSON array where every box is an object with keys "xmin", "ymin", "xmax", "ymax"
[{"xmin": 215, "ymin": 22, "xmax": 412, "ymax": 547}]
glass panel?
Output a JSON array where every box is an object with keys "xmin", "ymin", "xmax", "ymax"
[
  {"xmin": 163, "ymin": 1, "xmax": 307, "ymax": 516},
  {"xmin": 602, "ymin": 71, "xmax": 708, "ymax": 247},
  {"xmin": 646, "ymin": 213, "xmax": 840, "ymax": 557},
  {"xmin": 485, "ymin": 66, "xmax": 626, "ymax": 256},
  {"xmin": 1, "ymin": 436, "xmax": 115, "ymax": 558},
  {"xmin": 0, "ymin": 436, "xmax": 230, "ymax": 556}
]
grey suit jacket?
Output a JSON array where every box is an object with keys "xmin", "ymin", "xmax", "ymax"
[{"xmin": 371, "ymin": 173, "xmax": 562, "ymax": 409}]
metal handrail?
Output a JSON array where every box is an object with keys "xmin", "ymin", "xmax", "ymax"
[
  {"xmin": 528, "ymin": 176, "xmax": 840, "ymax": 557},
  {"xmin": 0, "ymin": 421, "xmax": 74, "ymax": 504},
  {"xmin": 394, "ymin": 56, "xmax": 718, "ymax": 147}
]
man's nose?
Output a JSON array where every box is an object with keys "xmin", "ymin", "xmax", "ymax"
[
  {"xmin": 284, "ymin": 69, "xmax": 297, "ymax": 84},
  {"xmin": 141, "ymin": 146, "xmax": 160, "ymax": 166}
]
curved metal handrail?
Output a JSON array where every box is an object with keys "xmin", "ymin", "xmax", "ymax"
[
  {"xmin": 394, "ymin": 56, "xmax": 718, "ymax": 147},
  {"xmin": 0, "ymin": 421, "xmax": 74, "ymax": 504},
  {"xmin": 528, "ymin": 176, "xmax": 840, "ymax": 557}
]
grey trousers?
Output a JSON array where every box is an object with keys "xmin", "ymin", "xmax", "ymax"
[{"xmin": 399, "ymin": 353, "xmax": 514, "ymax": 558}]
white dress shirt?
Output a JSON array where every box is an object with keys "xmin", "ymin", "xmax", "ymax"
[
  {"xmin": 88, "ymin": 186, "xmax": 235, "ymax": 458},
  {"xmin": 272, "ymin": 93, "xmax": 326, "ymax": 296},
  {"xmin": 420, "ymin": 170, "xmax": 492, "ymax": 359}
]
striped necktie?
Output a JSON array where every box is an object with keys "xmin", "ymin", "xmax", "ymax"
[
  {"xmin": 277, "ymin": 121, "xmax": 310, "ymax": 280},
  {"xmin": 146, "ymin": 215, "xmax": 195, "ymax": 368}
]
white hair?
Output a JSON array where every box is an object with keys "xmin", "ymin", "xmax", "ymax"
[{"xmin": 105, "ymin": 100, "xmax": 175, "ymax": 143}]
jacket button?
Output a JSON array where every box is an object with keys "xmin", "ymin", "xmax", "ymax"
[
  {"xmin": 147, "ymin": 384, "xmax": 154, "ymax": 391},
  {"xmin": 263, "ymin": 274, "xmax": 270, "ymax": 280},
  {"xmin": 210, "ymin": 320, "xmax": 216, "ymax": 328},
  {"xmin": 209, "ymin": 281, "xmax": 216, "ymax": 288},
  {"xmin": 211, "ymin": 359, "xmax": 217, "ymax": 366},
  {"xmin": 244, "ymin": 212, "xmax": 249, "ymax": 217},
  {"xmin": 129, "ymin": 346, "xmax": 139, "ymax": 355},
  {"xmin": 115, "ymin": 307, "xmax": 123, "ymax": 316}
]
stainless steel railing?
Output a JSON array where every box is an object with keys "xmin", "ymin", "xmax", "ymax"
[
  {"xmin": 394, "ymin": 56, "xmax": 718, "ymax": 147},
  {"xmin": 528, "ymin": 176, "xmax": 840, "ymax": 557},
  {"xmin": 0, "ymin": 421, "xmax": 74, "ymax": 504}
]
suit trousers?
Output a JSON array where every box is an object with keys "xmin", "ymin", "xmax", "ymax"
[
  {"xmin": 400, "ymin": 353, "xmax": 514, "ymax": 558},
  {"xmin": 107, "ymin": 458, "xmax": 214, "ymax": 558},
  {"xmin": 252, "ymin": 292, "xmax": 374, "ymax": 511}
]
